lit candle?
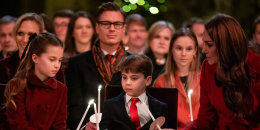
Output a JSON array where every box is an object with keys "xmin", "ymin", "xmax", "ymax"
[
  {"xmin": 98, "ymin": 85, "xmax": 102, "ymax": 114},
  {"xmin": 76, "ymin": 99, "xmax": 94, "ymax": 130},
  {"xmin": 188, "ymin": 89, "xmax": 194, "ymax": 121},
  {"xmin": 142, "ymin": 102, "xmax": 161, "ymax": 130},
  {"xmin": 93, "ymin": 102, "xmax": 100, "ymax": 130}
]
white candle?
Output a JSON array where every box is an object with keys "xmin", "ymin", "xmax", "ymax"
[
  {"xmin": 93, "ymin": 102, "xmax": 100, "ymax": 130},
  {"xmin": 98, "ymin": 85, "xmax": 102, "ymax": 114},
  {"xmin": 76, "ymin": 99, "xmax": 94, "ymax": 130},
  {"xmin": 188, "ymin": 89, "xmax": 194, "ymax": 121},
  {"xmin": 142, "ymin": 102, "xmax": 161, "ymax": 130}
]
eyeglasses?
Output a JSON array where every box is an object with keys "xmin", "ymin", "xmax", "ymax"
[{"xmin": 97, "ymin": 21, "xmax": 125, "ymax": 29}]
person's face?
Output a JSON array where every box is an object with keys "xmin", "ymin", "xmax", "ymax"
[
  {"xmin": 32, "ymin": 45, "xmax": 63, "ymax": 81},
  {"xmin": 15, "ymin": 20, "xmax": 40, "ymax": 57},
  {"xmin": 150, "ymin": 28, "xmax": 172, "ymax": 56},
  {"xmin": 172, "ymin": 36, "xmax": 197, "ymax": 69},
  {"xmin": 73, "ymin": 17, "xmax": 94, "ymax": 45},
  {"xmin": 53, "ymin": 17, "xmax": 70, "ymax": 42},
  {"xmin": 127, "ymin": 23, "xmax": 147, "ymax": 48},
  {"xmin": 191, "ymin": 23, "xmax": 205, "ymax": 48},
  {"xmin": 253, "ymin": 24, "xmax": 260, "ymax": 45},
  {"xmin": 202, "ymin": 31, "xmax": 218, "ymax": 64},
  {"xmin": 0, "ymin": 22, "xmax": 17, "ymax": 53},
  {"xmin": 122, "ymin": 71, "xmax": 151, "ymax": 97},
  {"xmin": 96, "ymin": 11, "xmax": 125, "ymax": 47}
]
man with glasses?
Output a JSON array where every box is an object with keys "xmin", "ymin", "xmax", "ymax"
[{"xmin": 65, "ymin": 2, "xmax": 128, "ymax": 129}]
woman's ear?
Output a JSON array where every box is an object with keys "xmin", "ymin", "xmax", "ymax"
[
  {"xmin": 145, "ymin": 76, "xmax": 152, "ymax": 87},
  {"xmin": 32, "ymin": 54, "xmax": 38, "ymax": 64}
]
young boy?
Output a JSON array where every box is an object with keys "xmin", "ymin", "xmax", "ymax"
[{"xmin": 99, "ymin": 54, "xmax": 168, "ymax": 130}]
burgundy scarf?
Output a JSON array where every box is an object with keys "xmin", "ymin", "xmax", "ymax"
[{"xmin": 92, "ymin": 41, "xmax": 126, "ymax": 85}]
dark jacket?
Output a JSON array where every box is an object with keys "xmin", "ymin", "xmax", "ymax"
[
  {"xmin": 100, "ymin": 92, "xmax": 168, "ymax": 130},
  {"xmin": 145, "ymin": 49, "xmax": 166, "ymax": 85},
  {"xmin": 65, "ymin": 50, "xmax": 127, "ymax": 129}
]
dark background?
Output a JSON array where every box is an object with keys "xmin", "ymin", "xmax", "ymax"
[{"xmin": 1, "ymin": 0, "xmax": 260, "ymax": 38}]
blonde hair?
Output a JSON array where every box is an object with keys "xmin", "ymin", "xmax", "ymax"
[
  {"xmin": 13, "ymin": 13, "xmax": 44, "ymax": 39},
  {"xmin": 146, "ymin": 20, "xmax": 175, "ymax": 52}
]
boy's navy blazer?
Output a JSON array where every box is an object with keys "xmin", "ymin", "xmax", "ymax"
[{"xmin": 100, "ymin": 92, "xmax": 168, "ymax": 130}]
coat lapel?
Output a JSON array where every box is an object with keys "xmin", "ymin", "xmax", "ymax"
[{"xmin": 117, "ymin": 92, "xmax": 136, "ymax": 129}]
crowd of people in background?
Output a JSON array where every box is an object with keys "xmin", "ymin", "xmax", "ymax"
[{"xmin": 0, "ymin": 1, "xmax": 259, "ymax": 130}]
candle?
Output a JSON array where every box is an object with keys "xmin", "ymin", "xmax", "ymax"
[
  {"xmin": 188, "ymin": 89, "xmax": 194, "ymax": 121},
  {"xmin": 76, "ymin": 99, "xmax": 94, "ymax": 130},
  {"xmin": 98, "ymin": 85, "xmax": 102, "ymax": 114},
  {"xmin": 142, "ymin": 102, "xmax": 161, "ymax": 130},
  {"xmin": 93, "ymin": 102, "xmax": 100, "ymax": 130}
]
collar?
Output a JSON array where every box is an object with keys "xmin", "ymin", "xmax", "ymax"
[
  {"xmin": 27, "ymin": 72, "xmax": 57, "ymax": 89},
  {"xmin": 101, "ymin": 49, "xmax": 117, "ymax": 56},
  {"xmin": 125, "ymin": 91, "xmax": 147, "ymax": 104}
]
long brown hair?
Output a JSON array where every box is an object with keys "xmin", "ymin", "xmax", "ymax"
[
  {"xmin": 5, "ymin": 32, "xmax": 64, "ymax": 109},
  {"xmin": 206, "ymin": 14, "xmax": 253, "ymax": 118},
  {"xmin": 162, "ymin": 28, "xmax": 200, "ymax": 104},
  {"xmin": 64, "ymin": 11, "xmax": 96, "ymax": 58}
]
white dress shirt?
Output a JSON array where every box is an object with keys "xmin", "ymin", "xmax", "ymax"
[{"xmin": 125, "ymin": 92, "xmax": 152, "ymax": 127}]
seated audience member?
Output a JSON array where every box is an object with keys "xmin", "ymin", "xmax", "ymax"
[
  {"xmin": 5, "ymin": 33, "xmax": 67, "ymax": 129},
  {"xmin": 63, "ymin": 11, "xmax": 95, "ymax": 62},
  {"xmin": 0, "ymin": 13, "xmax": 65, "ymax": 84},
  {"xmin": 249, "ymin": 16, "xmax": 260, "ymax": 54},
  {"xmin": 145, "ymin": 21, "xmax": 175, "ymax": 84},
  {"xmin": 184, "ymin": 14, "xmax": 260, "ymax": 129},
  {"xmin": 65, "ymin": 2, "xmax": 128, "ymax": 129},
  {"xmin": 183, "ymin": 17, "xmax": 206, "ymax": 63},
  {"xmin": 0, "ymin": 13, "xmax": 44, "ymax": 84},
  {"xmin": 86, "ymin": 54, "xmax": 170, "ymax": 130},
  {"xmin": 125, "ymin": 14, "xmax": 147, "ymax": 54},
  {"xmin": 53, "ymin": 9, "xmax": 74, "ymax": 42},
  {"xmin": 0, "ymin": 15, "xmax": 17, "ymax": 59},
  {"xmin": 154, "ymin": 28, "xmax": 200, "ymax": 129}
]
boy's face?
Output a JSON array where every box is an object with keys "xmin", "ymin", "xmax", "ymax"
[{"xmin": 121, "ymin": 71, "xmax": 152, "ymax": 97}]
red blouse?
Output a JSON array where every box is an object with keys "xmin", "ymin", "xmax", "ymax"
[
  {"xmin": 6, "ymin": 73, "xmax": 67, "ymax": 130},
  {"xmin": 154, "ymin": 73, "xmax": 200, "ymax": 129},
  {"xmin": 184, "ymin": 50, "xmax": 260, "ymax": 130}
]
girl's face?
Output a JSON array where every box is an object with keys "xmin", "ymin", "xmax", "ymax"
[
  {"xmin": 73, "ymin": 17, "xmax": 94, "ymax": 45},
  {"xmin": 32, "ymin": 45, "xmax": 63, "ymax": 81},
  {"xmin": 16, "ymin": 20, "xmax": 40, "ymax": 57},
  {"xmin": 172, "ymin": 36, "xmax": 197, "ymax": 69},
  {"xmin": 202, "ymin": 31, "xmax": 218, "ymax": 64},
  {"xmin": 150, "ymin": 28, "xmax": 172, "ymax": 57}
]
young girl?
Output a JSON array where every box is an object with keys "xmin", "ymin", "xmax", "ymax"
[
  {"xmin": 154, "ymin": 28, "xmax": 200, "ymax": 129},
  {"xmin": 5, "ymin": 32, "xmax": 67, "ymax": 129}
]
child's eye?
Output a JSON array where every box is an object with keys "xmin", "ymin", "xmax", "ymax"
[
  {"xmin": 49, "ymin": 58, "xmax": 55, "ymax": 62},
  {"xmin": 187, "ymin": 47, "xmax": 193, "ymax": 51},
  {"xmin": 131, "ymin": 77, "xmax": 138, "ymax": 80},
  {"xmin": 122, "ymin": 76, "xmax": 127, "ymax": 80}
]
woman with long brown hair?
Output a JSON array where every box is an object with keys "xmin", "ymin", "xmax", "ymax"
[
  {"xmin": 154, "ymin": 28, "xmax": 200, "ymax": 129},
  {"xmin": 5, "ymin": 33, "xmax": 67, "ymax": 129},
  {"xmin": 184, "ymin": 14, "xmax": 260, "ymax": 129}
]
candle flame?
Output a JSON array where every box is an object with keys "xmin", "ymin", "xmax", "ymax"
[
  {"xmin": 88, "ymin": 99, "xmax": 94, "ymax": 105},
  {"xmin": 188, "ymin": 89, "xmax": 193, "ymax": 96},
  {"xmin": 98, "ymin": 85, "xmax": 102, "ymax": 91}
]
